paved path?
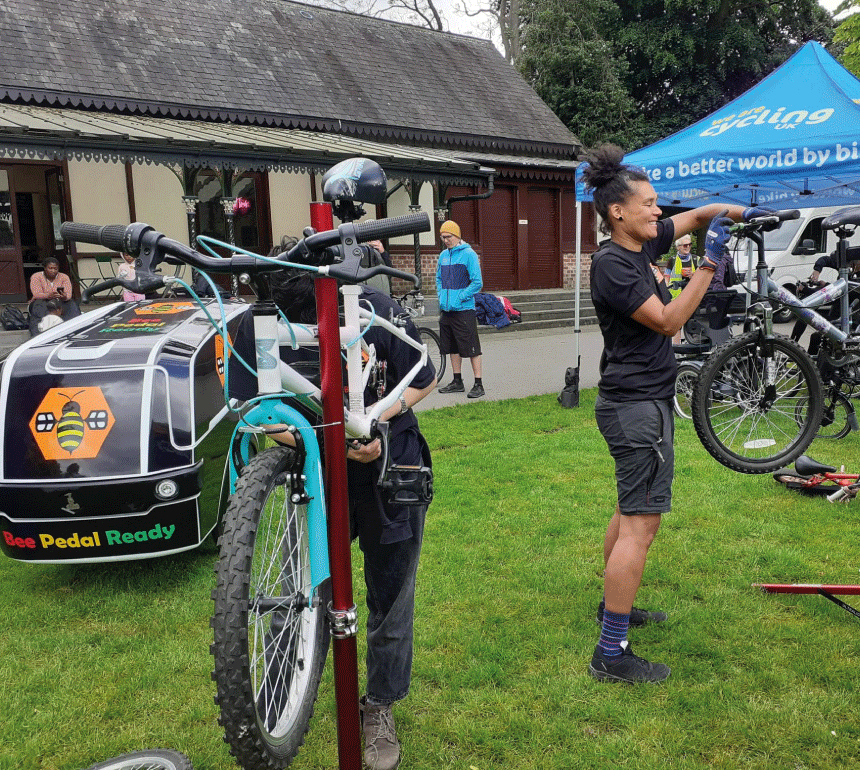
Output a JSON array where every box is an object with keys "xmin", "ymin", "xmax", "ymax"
[{"xmin": 415, "ymin": 325, "xmax": 604, "ymax": 412}]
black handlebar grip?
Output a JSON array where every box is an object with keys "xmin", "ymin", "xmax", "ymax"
[
  {"xmin": 356, "ymin": 213, "xmax": 431, "ymax": 242},
  {"xmin": 778, "ymin": 209, "xmax": 801, "ymax": 221},
  {"xmin": 60, "ymin": 222, "xmax": 129, "ymax": 253}
]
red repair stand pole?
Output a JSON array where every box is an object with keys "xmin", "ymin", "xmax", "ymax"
[{"xmin": 312, "ymin": 201, "xmax": 362, "ymax": 770}]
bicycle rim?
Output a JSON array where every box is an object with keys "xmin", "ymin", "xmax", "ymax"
[
  {"xmin": 419, "ymin": 326, "xmax": 446, "ymax": 381},
  {"xmin": 691, "ymin": 333, "xmax": 823, "ymax": 473},
  {"xmin": 212, "ymin": 447, "xmax": 330, "ymax": 770},
  {"xmin": 799, "ymin": 390, "xmax": 853, "ymax": 440},
  {"xmin": 673, "ymin": 362, "xmax": 700, "ymax": 420},
  {"xmin": 82, "ymin": 750, "xmax": 192, "ymax": 770}
]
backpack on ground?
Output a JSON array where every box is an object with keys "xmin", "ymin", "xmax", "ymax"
[{"xmin": 1, "ymin": 304, "xmax": 28, "ymax": 331}]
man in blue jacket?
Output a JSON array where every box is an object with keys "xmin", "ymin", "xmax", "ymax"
[{"xmin": 435, "ymin": 219, "xmax": 485, "ymax": 398}]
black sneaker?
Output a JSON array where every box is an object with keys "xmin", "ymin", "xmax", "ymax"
[
  {"xmin": 589, "ymin": 641, "xmax": 671, "ymax": 683},
  {"xmin": 596, "ymin": 600, "xmax": 667, "ymax": 627},
  {"xmin": 438, "ymin": 380, "xmax": 465, "ymax": 393},
  {"xmin": 467, "ymin": 383, "xmax": 485, "ymax": 399}
]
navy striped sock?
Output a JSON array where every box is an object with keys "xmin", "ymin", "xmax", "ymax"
[{"xmin": 598, "ymin": 609, "xmax": 630, "ymax": 659}]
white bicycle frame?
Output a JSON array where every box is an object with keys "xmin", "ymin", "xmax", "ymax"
[{"xmin": 251, "ymin": 283, "xmax": 428, "ymax": 436}]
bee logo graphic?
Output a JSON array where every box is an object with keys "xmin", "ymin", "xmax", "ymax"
[{"xmin": 30, "ymin": 387, "xmax": 115, "ymax": 461}]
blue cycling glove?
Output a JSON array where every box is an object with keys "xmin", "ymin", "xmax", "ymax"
[
  {"xmin": 742, "ymin": 206, "xmax": 776, "ymax": 221},
  {"xmin": 697, "ymin": 211, "xmax": 734, "ymax": 272}
]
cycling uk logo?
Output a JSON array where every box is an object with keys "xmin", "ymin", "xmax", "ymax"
[{"xmin": 29, "ymin": 387, "xmax": 115, "ymax": 460}]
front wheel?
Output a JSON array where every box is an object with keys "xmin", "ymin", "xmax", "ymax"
[
  {"xmin": 212, "ymin": 447, "xmax": 331, "ymax": 770},
  {"xmin": 691, "ymin": 333, "xmax": 823, "ymax": 473},
  {"xmin": 673, "ymin": 361, "xmax": 701, "ymax": 420},
  {"xmin": 83, "ymin": 750, "xmax": 192, "ymax": 770},
  {"xmin": 419, "ymin": 327, "xmax": 446, "ymax": 381}
]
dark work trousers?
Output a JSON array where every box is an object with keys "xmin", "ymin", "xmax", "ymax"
[{"xmin": 352, "ymin": 491, "xmax": 427, "ymax": 706}]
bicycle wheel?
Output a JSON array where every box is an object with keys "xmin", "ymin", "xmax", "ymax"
[
  {"xmin": 212, "ymin": 447, "xmax": 331, "ymax": 770},
  {"xmin": 772, "ymin": 473, "xmax": 833, "ymax": 496},
  {"xmin": 419, "ymin": 326, "xmax": 446, "ymax": 381},
  {"xmin": 673, "ymin": 361, "xmax": 701, "ymax": 420},
  {"xmin": 83, "ymin": 750, "xmax": 192, "ymax": 770},
  {"xmin": 691, "ymin": 332, "xmax": 823, "ymax": 473},
  {"xmin": 797, "ymin": 390, "xmax": 853, "ymax": 440}
]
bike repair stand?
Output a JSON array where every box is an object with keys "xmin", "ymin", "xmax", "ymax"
[
  {"xmin": 312, "ymin": 201, "xmax": 363, "ymax": 770},
  {"xmin": 754, "ymin": 584, "xmax": 860, "ymax": 620}
]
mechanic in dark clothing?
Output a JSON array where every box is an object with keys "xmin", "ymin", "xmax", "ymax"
[
  {"xmin": 584, "ymin": 144, "xmax": 771, "ymax": 684},
  {"xmin": 229, "ymin": 269, "xmax": 436, "ymax": 770}
]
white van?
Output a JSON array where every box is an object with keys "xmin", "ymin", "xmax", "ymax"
[{"xmin": 732, "ymin": 206, "xmax": 860, "ymax": 322}]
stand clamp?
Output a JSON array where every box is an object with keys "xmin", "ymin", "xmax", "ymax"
[{"xmin": 327, "ymin": 603, "xmax": 359, "ymax": 638}]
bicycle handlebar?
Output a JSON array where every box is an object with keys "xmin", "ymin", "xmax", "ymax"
[{"xmin": 61, "ymin": 212, "xmax": 432, "ymax": 298}]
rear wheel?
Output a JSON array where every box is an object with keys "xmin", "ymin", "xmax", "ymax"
[
  {"xmin": 212, "ymin": 447, "xmax": 330, "ymax": 770},
  {"xmin": 673, "ymin": 361, "xmax": 700, "ymax": 420},
  {"xmin": 797, "ymin": 390, "xmax": 853, "ymax": 440},
  {"xmin": 419, "ymin": 326, "xmax": 446, "ymax": 381},
  {"xmin": 773, "ymin": 473, "xmax": 832, "ymax": 496},
  {"xmin": 691, "ymin": 332, "xmax": 823, "ymax": 473}
]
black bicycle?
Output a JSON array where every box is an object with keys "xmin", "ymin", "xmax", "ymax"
[{"xmin": 691, "ymin": 207, "xmax": 860, "ymax": 473}]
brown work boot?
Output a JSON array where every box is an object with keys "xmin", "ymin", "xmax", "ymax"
[{"xmin": 360, "ymin": 696, "xmax": 401, "ymax": 770}]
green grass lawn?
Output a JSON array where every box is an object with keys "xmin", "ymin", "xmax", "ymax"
[{"xmin": 2, "ymin": 391, "xmax": 860, "ymax": 769}]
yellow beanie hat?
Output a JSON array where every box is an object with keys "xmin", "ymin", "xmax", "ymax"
[{"xmin": 439, "ymin": 220, "xmax": 461, "ymax": 239}]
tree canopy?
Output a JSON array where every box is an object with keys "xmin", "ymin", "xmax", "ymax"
[
  {"xmin": 517, "ymin": 0, "xmax": 835, "ymax": 152},
  {"xmin": 834, "ymin": 0, "xmax": 860, "ymax": 75}
]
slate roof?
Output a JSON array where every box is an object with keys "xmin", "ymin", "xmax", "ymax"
[{"xmin": 0, "ymin": 0, "xmax": 579, "ymax": 158}]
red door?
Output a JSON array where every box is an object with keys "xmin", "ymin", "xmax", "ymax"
[
  {"xmin": 527, "ymin": 187, "xmax": 560, "ymax": 289},
  {"xmin": 477, "ymin": 185, "xmax": 516, "ymax": 291}
]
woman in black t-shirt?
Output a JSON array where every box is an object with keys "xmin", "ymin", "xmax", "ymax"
[{"xmin": 583, "ymin": 144, "xmax": 766, "ymax": 684}]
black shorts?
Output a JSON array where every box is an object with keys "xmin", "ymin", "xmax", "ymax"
[
  {"xmin": 594, "ymin": 395, "xmax": 674, "ymax": 515},
  {"xmin": 439, "ymin": 309, "xmax": 482, "ymax": 358}
]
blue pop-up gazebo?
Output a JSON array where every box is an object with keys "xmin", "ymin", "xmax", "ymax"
[
  {"xmin": 576, "ymin": 41, "xmax": 860, "ymax": 209},
  {"xmin": 567, "ymin": 42, "xmax": 860, "ymax": 403}
]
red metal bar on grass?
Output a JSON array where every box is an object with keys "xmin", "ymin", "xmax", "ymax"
[{"xmin": 753, "ymin": 584, "xmax": 860, "ymax": 595}]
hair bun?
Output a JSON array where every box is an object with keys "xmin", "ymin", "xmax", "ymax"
[{"xmin": 580, "ymin": 144, "xmax": 627, "ymax": 191}]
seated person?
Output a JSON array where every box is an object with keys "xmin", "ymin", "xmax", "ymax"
[
  {"xmin": 36, "ymin": 298, "xmax": 65, "ymax": 333},
  {"xmin": 28, "ymin": 256, "xmax": 81, "ymax": 336}
]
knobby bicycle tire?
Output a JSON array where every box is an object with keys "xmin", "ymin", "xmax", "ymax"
[
  {"xmin": 211, "ymin": 447, "xmax": 331, "ymax": 770},
  {"xmin": 691, "ymin": 332, "xmax": 823, "ymax": 473},
  {"xmin": 419, "ymin": 326, "xmax": 446, "ymax": 382},
  {"xmin": 82, "ymin": 749, "xmax": 192, "ymax": 770},
  {"xmin": 673, "ymin": 361, "xmax": 700, "ymax": 420}
]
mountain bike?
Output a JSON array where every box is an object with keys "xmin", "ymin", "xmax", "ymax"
[
  {"xmin": 690, "ymin": 206, "xmax": 860, "ymax": 473},
  {"xmin": 773, "ymin": 453, "xmax": 860, "ymax": 502},
  {"xmin": 82, "ymin": 750, "xmax": 192, "ymax": 770},
  {"xmin": 60, "ymin": 162, "xmax": 433, "ymax": 770},
  {"xmin": 392, "ymin": 289, "xmax": 446, "ymax": 381}
]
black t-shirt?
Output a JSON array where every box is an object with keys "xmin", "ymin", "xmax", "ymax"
[{"xmin": 590, "ymin": 219, "xmax": 677, "ymax": 401}]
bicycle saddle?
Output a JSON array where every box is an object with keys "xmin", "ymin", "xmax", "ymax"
[{"xmin": 794, "ymin": 455, "xmax": 837, "ymax": 475}]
